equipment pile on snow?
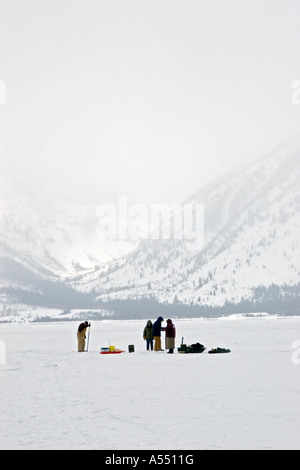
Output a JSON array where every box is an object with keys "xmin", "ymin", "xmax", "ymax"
[
  {"xmin": 178, "ymin": 337, "xmax": 206, "ymax": 354},
  {"xmin": 208, "ymin": 347, "xmax": 231, "ymax": 354}
]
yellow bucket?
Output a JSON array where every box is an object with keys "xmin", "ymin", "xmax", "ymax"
[{"xmin": 109, "ymin": 345, "xmax": 115, "ymax": 352}]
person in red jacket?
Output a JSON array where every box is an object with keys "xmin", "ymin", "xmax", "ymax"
[{"xmin": 165, "ymin": 319, "xmax": 176, "ymax": 354}]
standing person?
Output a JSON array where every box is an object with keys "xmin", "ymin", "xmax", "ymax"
[
  {"xmin": 77, "ymin": 321, "xmax": 90, "ymax": 352},
  {"xmin": 153, "ymin": 316, "xmax": 164, "ymax": 351},
  {"xmin": 165, "ymin": 319, "xmax": 176, "ymax": 354},
  {"xmin": 143, "ymin": 320, "xmax": 154, "ymax": 351}
]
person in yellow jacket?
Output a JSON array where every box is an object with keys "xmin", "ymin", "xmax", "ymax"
[{"xmin": 77, "ymin": 321, "xmax": 90, "ymax": 352}]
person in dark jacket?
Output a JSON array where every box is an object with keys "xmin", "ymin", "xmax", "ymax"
[
  {"xmin": 143, "ymin": 320, "xmax": 153, "ymax": 351},
  {"xmin": 77, "ymin": 321, "xmax": 90, "ymax": 352},
  {"xmin": 165, "ymin": 319, "xmax": 176, "ymax": 353},
  {"xmin": 153, "ymin": 316, "xmax": 164, "ymax": 351}
]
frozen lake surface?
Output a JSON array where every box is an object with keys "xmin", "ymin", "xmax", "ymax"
[{"xmin": 1, "ymin": 316, "xmax": 300, "ymax": 450}]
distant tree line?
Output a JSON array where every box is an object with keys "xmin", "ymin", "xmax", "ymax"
[
  {"xmin": 1, "ymin": 255, "xmax": 299, "ymax": 320},
  {"xmin": 97, "ymin": 284, "xmax": 300, "ymax": 319}
]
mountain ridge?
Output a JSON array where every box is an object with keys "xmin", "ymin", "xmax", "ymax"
[{"xmin": 70, "ymin": 144, "xmax": 300, "ymax": 310}]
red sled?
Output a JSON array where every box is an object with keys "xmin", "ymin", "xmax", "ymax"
[{"xmin": 100, "ymin": 348, "xmax": 125, "ymax": 355}]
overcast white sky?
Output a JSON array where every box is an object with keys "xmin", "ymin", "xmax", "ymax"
[{"xmin": 1, "ymin": 0, "xmax": 300, "ymax": 208}]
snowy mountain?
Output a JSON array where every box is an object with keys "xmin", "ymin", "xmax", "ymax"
[
  {"xmin": 70, "ymin": 143, "xmax": 300, "ymax": 311},
  {"xmin": 0, "ymin": 181, "xmax": 137, "ymax": 277},
  {"xmin": 1, "ymin": 140, "xmax": 300, "ymax": 320}
]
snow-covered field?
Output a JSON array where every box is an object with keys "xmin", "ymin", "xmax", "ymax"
[{"xmin": 1, "ymin": 316, "xmax": 300, "ymax": 450}]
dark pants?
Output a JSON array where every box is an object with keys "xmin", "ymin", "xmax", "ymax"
[{"xmin": 146, "ymin": 339, "xmax": 153, "ymax": 350}]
